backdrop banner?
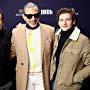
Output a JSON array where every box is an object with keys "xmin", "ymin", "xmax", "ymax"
[{"xmin": 0, "ymin": 0, "xmax": 89, "ymax": 37}]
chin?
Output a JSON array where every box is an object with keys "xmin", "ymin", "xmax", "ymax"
[
  {"xmin": 29, "ymin": 23, "xmax": 37, "ymax": 27},
  {"xmin": 61, "ymin": 27, "xmax": 71, "ymax": 31},
  {"xmin": 61, "ymin": 28, "xmax": 68, "ymax": 31},
  {"xmin": 32, "ymin": 24, "xmax": 37, "ymax": 27}
]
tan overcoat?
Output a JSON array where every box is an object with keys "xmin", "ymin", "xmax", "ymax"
[{"xmin": 10, "ymin": 23, "xmax": 55, "ymax": 90}]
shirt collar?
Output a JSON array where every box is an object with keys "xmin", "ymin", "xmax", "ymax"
[{"xmin": 55, "ymin": 26, "xmax": 80, "ymax": 41}]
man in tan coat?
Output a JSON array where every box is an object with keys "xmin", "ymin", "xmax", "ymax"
[
  {"xmin": 10, "ymin": 2, "xmax": 55, "ymax": 90},
  {"xmin": 50, "ymin": 8, "xmax": 90, "ymax": 90}
]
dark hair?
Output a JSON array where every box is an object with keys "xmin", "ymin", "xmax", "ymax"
[
  {"xmin": 0, "ymin": 9, "xmax": 4, "ymax": 24},
  {"xmin": 56, "ymin": 8, "xmax": 76, "ymax": 22}
]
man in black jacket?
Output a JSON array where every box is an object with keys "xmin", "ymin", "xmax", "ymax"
[{"xmin": 0, "ymin": 9, "xmax": 14, "ymax": 90}]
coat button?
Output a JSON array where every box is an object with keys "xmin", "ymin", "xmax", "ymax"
[
  {"xmin": 21, "ymin": 63, "xmax": 24, "ymax": 65},
  {"xmin": 55, "ymin": 45, "xmax": 57, "ymax": 48}
]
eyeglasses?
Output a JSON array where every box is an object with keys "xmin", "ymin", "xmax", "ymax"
[{"xmin": 24, "ymin": 12, "xmax": 40, "ymax": 19}]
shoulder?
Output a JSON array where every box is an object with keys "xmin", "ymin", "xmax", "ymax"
[
  {"xmin": 79, "ymin": 33, "xmax": 90, "ymax": 43},
  {"xmin": 40, "ymin": 23, "xmax": 54, "ymax": 30},
  {"xmin": 1, "ymin": 29, "xmax": 11, "ymax": 38},
  {"xmin": 40, "ymin": 23, "xmax": 55, "ymax": 35},
  {"xmin": 77, "ymin": 33, "xmax": 90, "ymax": 50},
  {"xmin": 0, "ymin": 30, "xmax": 11, "ymax": 44},
  {"xmin": 12, "ymin": 23, "xmax": 26, "ymax": 34}
]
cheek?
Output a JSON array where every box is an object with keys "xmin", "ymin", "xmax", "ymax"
[
  {"xmin": 67, "ymin": 25, "xmax": 72, "ymax": 30},
  {"xmin": 26, "ymin": 20, "xmax": 31, "ymax": 25},
  {"xmin": 67, "ymin": 21, "xmax": 73, "ymax": 26},
  {"xmin": 0, "ymin": 21, "xmax": 2, "ymax": 25},
  {"xmin": 0, "ymin": 21, "xmax": 3, "ymax": 29},
  {"xmin": 58, "ymin": 22, "xmax": 62, "ymax": 26}
]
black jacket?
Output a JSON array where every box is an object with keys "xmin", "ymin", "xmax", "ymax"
[{"xmin": 0, "ymin": 29, "xmax": 11, "ymax": 86}]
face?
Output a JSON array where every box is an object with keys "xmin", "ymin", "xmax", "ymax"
[
  {"xmin": 58, "ymin": 13, "xmax": 75, "ymax": 31},
  {"xmin": 22, "ymin": 7, "xmax": 40, "ymax": 28},
  {"xmin": 0, "ymin": 13, "xmax": 3, "ymax": 30}
]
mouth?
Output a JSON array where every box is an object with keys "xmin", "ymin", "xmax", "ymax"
[{"xmin": 62, "ymin": 26, "xmax": 68, "ymax": 28}]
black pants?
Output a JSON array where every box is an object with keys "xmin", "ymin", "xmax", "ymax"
[{"xmin": 0, "ymin": 82, "xmax": 12, "ymax": 90}]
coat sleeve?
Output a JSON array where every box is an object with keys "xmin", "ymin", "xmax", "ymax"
[{"xmin": 73, "ymin": 38, "xmax": 90, "ymax": 83}]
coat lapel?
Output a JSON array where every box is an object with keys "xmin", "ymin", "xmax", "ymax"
[
  {"xmin": 53, "ymin": 34, "xmax": 71, "ymax": 58},
  {"xmin": 53, "ymin": 36, "xmax": 59, "ymax": 56},
  {"xmin": 61, "ymin": 39, "xmax": 71, "ymax": 53},
  {"xmin": 20, "ymin": 27, "xmax": 29, "ymax": 65}
]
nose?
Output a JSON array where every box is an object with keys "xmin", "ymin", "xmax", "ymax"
[
  {"xmin": 31, "ymin": 16, "xmax": 35, "ymax": 20},
  {"xmin": 63, "ymin": 20, "xmax": 67, "ymax": 25}
]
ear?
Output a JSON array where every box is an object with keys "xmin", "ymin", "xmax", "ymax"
[{"xmin": 22, "ymin": 14, "xmax": 27, "ymax": 21}]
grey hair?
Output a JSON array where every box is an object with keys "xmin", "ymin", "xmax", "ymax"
[{"xmin": 23, "ymin": 2, "xmax": 39, "ymax": 13}]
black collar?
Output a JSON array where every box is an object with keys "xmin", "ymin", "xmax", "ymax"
[
  {"xmin": 61, "ymin": 27, "xmax": 74, "ymax": 38},
  {"xmin": 26, "ymin": 23, "xmax": 40, "ymax": 30}
]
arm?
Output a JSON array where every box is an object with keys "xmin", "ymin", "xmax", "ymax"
[
  {"xmin": 10, "ymin": 29, "xmax": 16, "ymax": 60},
  {"xmin": 74, "ymin": 38, "xmax": 90, "ymax": 83}
]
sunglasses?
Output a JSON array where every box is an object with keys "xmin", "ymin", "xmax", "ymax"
[{"xmin": 24, "ymin": 12, "xmax": 40, "ymax": 19}]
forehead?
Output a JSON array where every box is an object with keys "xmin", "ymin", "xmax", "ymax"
[
  {"xmin": 59, "ymin": 13, "xmax": 72, "ymax": 19},
  {"xmin": 24, "ymin": 7, "xmax": 39, "ymax": 14}
]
